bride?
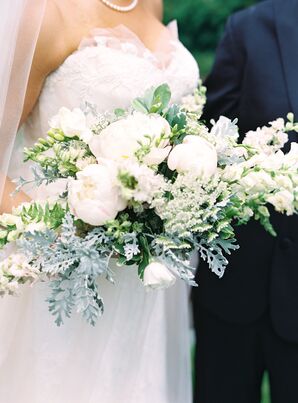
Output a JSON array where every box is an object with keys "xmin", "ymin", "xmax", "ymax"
[{"xmin": 0, "ymin": 1, "xmax": 199, "ymax": 402}]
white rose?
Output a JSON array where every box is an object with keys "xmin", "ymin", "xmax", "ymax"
[
  {"xmin": 50, "ymin": 107, "xmax": 93, "ymax": 141},
  {"xmin": 267, "ymin": 190, "xmax": 294, "ymax": 215},
  {"xmin": 143, "ymin": 262, "xmax": 176, "ymax": 290},
  {"xmin": 89, "ymin": 112, "xmax": 171, "ymax": 163},
  {"xmin": 68, "ymin": 162, "xmax": 127, "ymax": 226},
  {"xmin": 167, "ymin": 135, "xmax": 218, "ymax": 178}
]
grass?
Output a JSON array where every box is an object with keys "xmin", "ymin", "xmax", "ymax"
[{"xmin": 261, "ymin": 373, "xmax": 271, "ymax": 403}]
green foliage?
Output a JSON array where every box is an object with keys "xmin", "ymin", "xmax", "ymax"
[
  {"xmin": 132, "ymin": 83, "xmax": 171, "ymax": 114},
  {"xmin": 164, "ymin": 0, "xmax": 258, "ymax": 77}
]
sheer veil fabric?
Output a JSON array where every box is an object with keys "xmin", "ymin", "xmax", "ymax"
[{"xmin": 0, "ymin": 0, "xmax": 46, "ymax": 203}]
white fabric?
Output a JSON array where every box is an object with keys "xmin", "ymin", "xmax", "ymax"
[
  {"xmin": 1, "ymin": 22, "xmax": 199, "ymax": 403},
  {"xmin": 0, "ymin": 0, "xmax": 46, "ymax": 203}
]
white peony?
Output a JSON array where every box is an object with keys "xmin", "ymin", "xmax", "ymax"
[
  {"xmin": 89, "ymin": 112, "xmax": 171, "ymax": 164},
  {"xmin": 267, "ymin": 190, "xmax": 295, "ymax": 215},
  {"xmin": 143, "ymin": 262, "xmax": 176, "ymax": 290},
  {"xmin": 167, "ymin": 135, "xmax": 218, "ymax": 178},
  {"xmin": 49, "ymin": 107, "xmax": 93, "ymax": 141},
  {"xmin": 68, "ymin": 162, "xmax": 127, "ymax": 226}
]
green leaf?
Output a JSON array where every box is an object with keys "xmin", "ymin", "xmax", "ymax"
[
  {"xmin": 150, "ymin": 84, "xmax": 171, "ymax": 113},
  {"xmin": 132, "ymin": 98, "xmax": 149, "ymax": 114},
  {"xmin": 138, "ymin": 235, "xmax": 151, "ymax": 280},
  {"xmin": 114, "ymin": 108, "xmax": 126, "ymax": 117}
]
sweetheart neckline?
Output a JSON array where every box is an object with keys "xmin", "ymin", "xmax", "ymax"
[{"xmin": 78, "ymin": 20, "xmax": 178, "ymax": 55}]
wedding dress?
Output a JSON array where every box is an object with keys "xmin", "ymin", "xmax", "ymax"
[{"xmin": 0, "ymin": 22, "xmax": 199, "ymax": 403}]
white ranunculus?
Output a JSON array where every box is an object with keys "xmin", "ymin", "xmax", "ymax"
[
  {"xmin": 268, "ymin": 190, "xmax": 295, "ymax": 215},
  {"xmin": 167, "ymin": 135, "xmax": 218, "ymax": 178},
  {"xmin": 89, "ymin": 112, "xmax": 171, "ymax": 163},
  {"xmin": 143, "ymin": 262, "xmax": 176, "ymax": 290},
  {"xmin": 68, "ymin": 162, "xmax": 127, "ymax": 226},
  {"xmin": 50, "ymin": 107, "xmax": 93, "ymax": 141}
]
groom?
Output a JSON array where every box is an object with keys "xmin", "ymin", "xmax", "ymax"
[{"xmin": 192, "ymin": 0, "xmax": 298, "ymax": 402}]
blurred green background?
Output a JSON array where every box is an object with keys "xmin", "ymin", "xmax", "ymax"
[
  {"xmin": 164, "ymin": 0, "xmax": 257, "ymax": 78},
  {"xmin": 164, "ymin": 1, "xmax": 271, "ymax": 402}
]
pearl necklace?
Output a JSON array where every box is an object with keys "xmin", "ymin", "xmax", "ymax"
[{"xmin": 100, "ymin": 0, "xmax": 138, "ymax": 12}]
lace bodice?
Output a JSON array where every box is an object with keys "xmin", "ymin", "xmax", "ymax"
[{"xmin": 26, "ymin": 21, "xmax": 199, "ymax": 139}]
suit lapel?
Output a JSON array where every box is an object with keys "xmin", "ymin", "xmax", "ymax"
[{"xmin": 273, "ymin": 0, "xmax": 298, "ymax": 119}]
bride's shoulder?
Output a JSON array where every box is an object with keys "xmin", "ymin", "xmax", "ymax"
[
  {"xmin": 34, "ymin": 1, "xmax": 73, "ymax": 75},
  {"xmin": 21, "ymin": 1, "xmax": 74, "ymax": 123}
]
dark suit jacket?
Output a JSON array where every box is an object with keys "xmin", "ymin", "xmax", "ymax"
[{"xmin": 193, "ymin": 0, "xmax": 298, "ymax": 342}]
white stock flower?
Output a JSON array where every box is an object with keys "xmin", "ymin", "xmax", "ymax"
[
  {"xmin": 222, "ymin": 165, "xmax": 244, "ymax": 182},
  {"xmin": 210, "ymin": 116, "xmax": 239, "ymax": 140},
  {"xmin": 240, "ymin": 171, "xmax": 276, "ymax": 194},
  {"xmin": 89, "ymin": 112, "xmax": 171, "ymax": 163},
  {"xmin": 25, "ymin": 222, "xmax": 47, "ymax": 233},
  {"xmin": 243, "ymin": 125, "xmax": 288, "ymax": 154},
  {"xmin": 50, "ymin": 107, "xmax": 93, "ymax": 141},
  {"xmin": 270, "ymin": 118, "xmax": 285, "ymax": 131},
  {"xmin": 0, "ymin": 253, "xmax": 39, "ymax": 296},
  {"xmin": 268, "ymin": 190, "xmax": 295, "ymax": 215},
  {"xmin": 118, "ymin": 160, "xmax": 166, "ymax": 204},
  {"xmin": 68, "ymin": 162, "xmax": 127, "ymax": 226},
  {"xmin": 167, "ymin": 135, "xmax": 218, "ymax": 179},
  {"xmin": 0, "ymin": 214, "xmax": 24, "ymax": 230},
  {"xmin": 274, "ymin": 175, "xmax": 293, "ymax": 191},
  {"xmin": 284, "ymin": 142, "xmax": 298, "ymax": 168},
  {"xmin": 76, "ymin": 156, "xmax": 97, "ymax": 171},
  {"xmin": 143, "ymin": 262, "xmax": 176, "ymax": 290}
]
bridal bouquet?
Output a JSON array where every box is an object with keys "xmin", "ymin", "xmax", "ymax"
[{"xmin": 0, "ymin": 83, "xmax": 297, "ymax": 325}]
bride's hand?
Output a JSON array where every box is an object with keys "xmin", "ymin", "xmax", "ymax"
[{"xmin": 0, "ymin": 178, "xmax": 30, "ymax": 214}]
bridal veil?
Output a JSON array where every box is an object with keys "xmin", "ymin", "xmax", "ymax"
[{"xmin": 0, "ymin": 0, "xmax": 46, "ymax": 203}]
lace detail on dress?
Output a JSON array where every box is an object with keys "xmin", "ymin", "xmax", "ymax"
[
  {"xmin": 27, "ymin": 20, "xmax": 199, "ymax": 147},
  {"xmin": 79, "ymin": 21, "xmax": 179, "ymax": 69}
]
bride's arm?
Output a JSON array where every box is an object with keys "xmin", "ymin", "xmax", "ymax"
[
  {"xmin": 1, "ymin": 2, "xmax": 68, "ymax": 213},
  {"xmin": 20, "ymin": 1, "xmax": 68, "ymax": 125}
]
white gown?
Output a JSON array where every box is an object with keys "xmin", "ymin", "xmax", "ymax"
[{"xmin": 0, "ymin": 22, "xmax": 199, "ymax": 403}]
